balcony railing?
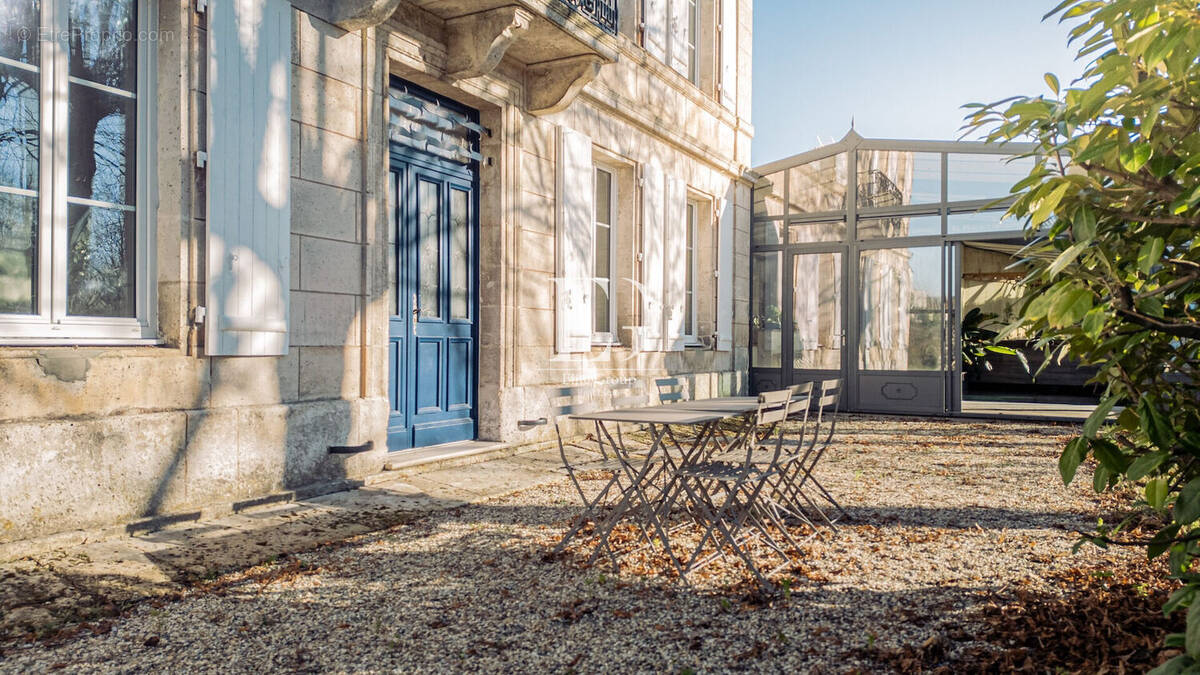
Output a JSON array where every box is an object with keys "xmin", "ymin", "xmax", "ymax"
[{"xmin": 561, "ymin": 0, "xmax": 618, "ymax": 35}]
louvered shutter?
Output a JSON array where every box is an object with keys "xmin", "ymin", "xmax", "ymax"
[
  {"xmin": 718, "ymin": 0, "xmax": 736, "ymax": 109},
  {"xmin": 668, "ymin": 0, "xmax": 690, "ymax": 76},
  {"xmin": 644, "ymin": 0, "xmax": 668, "ymax": 63},
  {"xmin": 555, "ymin": 127, "xmax": 595, "ymax": 354},
  {"xmin": 639, "ymin": 163, "xmax": 665, "ymax": 352},
  {"xmin": 716, "ymin": 191, "xmax": 734, "ymax": 351},
  {"xmin": 206, "ymin": 0, "xmax": 292, "ymax": 356},
  {"xmin": 663, "ymin": 175, "xmax": 688, "ymax": 351}
]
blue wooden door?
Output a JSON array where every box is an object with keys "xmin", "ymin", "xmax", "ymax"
[{"xmin": 387, "ymin": 151, "xmax": 477, "ymax": 450}]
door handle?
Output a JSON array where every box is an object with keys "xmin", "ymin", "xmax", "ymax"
[{"xmin": 411, "ymin": 293, "xmax": 419, "ymax": 335}]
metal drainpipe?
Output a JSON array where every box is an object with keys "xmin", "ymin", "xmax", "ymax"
[{"xmin": 358, "ymin": 28, "xmax": 370, "ymax": 400}]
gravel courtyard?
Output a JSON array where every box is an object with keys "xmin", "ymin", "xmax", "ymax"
[{"xmin": 0, "ymin": 415, "xmax": 1145, "ymax": 673}]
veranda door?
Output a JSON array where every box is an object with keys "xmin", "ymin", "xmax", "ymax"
[{"xmin": 387, "ymin": 152, "xmax": 477, "ymax": 450}]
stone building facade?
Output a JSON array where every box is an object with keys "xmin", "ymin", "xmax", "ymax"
[{"xmin": 0, "ymin": 0, "xmax": 752, "ymax": 547}]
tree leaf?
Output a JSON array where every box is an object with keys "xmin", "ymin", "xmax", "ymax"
[
  {"xmin": 1138, "ymin": 236, "xmax": 1165, "ymax": 274},
  {"xmin": 1149, "ymin": 523, "xmax": 1181, "ymax": 559},
  {"xmin": 1127, "ymin": 451, "xmax": 1168, "ymax": 481},
  {"xmin": 1187, "ymin": 598, "xmax": 1200, "ymax": 658},
  {"xmin": 1083, "ymin": 394, "xmax": 1119, "ymax": 438},
  {"xmin": 1048, "ymin": 287, "xmax": 1093, "ymax": 327},
  {"xmin": 1060, "ymin": 437, "xmax": 1088, "ymax": 484},
  {"xmin": 1045, "ymin": 72, "xmax": 1060, "ymax": 94},
  {"xmin": 1048, "ymin": 241, "xmax": 1090, "ymax": 277},
  {"xmin": 1120, "ymin": 143, "xmax": 1153, "ymax": 173},
  {"xmin": 1146, "ymin": 477, "xmax": 1169, "ymax": 509},
  {"xmin": 1177, "ymin": 478, "xmax": 1200, "ymax": 525},
  {"xmin": 1140, "ymin": 397, "xmax": 1177, "ymax": 450},
  {"xmin": 1147, "ymin": 652, "xmax": 1191, "ymax": 675},
  {"xmin": 1031, "ymin": 182, "xmax": 1071, "ymax": 225},
  {"xmin": 1072, "ymin": 207, "xmax": 1097, "ymax": 241}
]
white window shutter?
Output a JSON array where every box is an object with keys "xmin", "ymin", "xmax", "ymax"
[
  {"xmin": 644, "ymin": 0, "xmax": 668, "ymax": 63},
  {"xmin": 555, "ymin": 126, "xmax": 594, "ymax": 354},
  {"xmin": 719, "ymin": 0, "xmax": 737, "ymax": 109},
  {"xmin": 206, "ymin": 0, "xmax": 292, "ymax": 356},
  {"xmin": 663, "ymin": 175, "xmax": 688, "ymax": 351},
  {"xmin": 668, "ymin": 0, "xmax": 690, "ymax": 76},
  {"xmin": 716, "ymin": 190, "xmax": 734, "ymax": 351},
  {"xmin": 639, "ymin": 162, "xmax": 665, "ymax": 352}
]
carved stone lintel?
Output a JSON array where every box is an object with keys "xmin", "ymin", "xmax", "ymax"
[
  {"xmin": 325, "ymin": 0, "xmax": 405, "ymax": 31},
  {"xmin": 444, "ymin": 6, "xmax": 533, "ymax": 81},
  {"xmin": 526, "ymin": 55, "xmax": 605, "ymax": 116}
]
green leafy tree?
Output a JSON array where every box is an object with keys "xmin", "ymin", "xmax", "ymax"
[{"xmin": 965, "ymin": 1, "xmax": 1200, "ymax": 670}]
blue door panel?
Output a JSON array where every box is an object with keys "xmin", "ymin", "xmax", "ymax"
[{"xmin": 386, "ymin": 126, "xmax": 478, "ymax": 451}]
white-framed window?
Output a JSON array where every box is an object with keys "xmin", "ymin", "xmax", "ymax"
[
  {"xmin": 685, "ymin": 0, "xmax": 699, "ymax": 84},
  {"xmin": 0, "ymin": 0, "xmax": 156, "ymax": 343},
  {"xmin": 684, "ymin": 199, "xmax": 698, "ymax": 342},
  {"xmin": 593, "ymin": 166, "xmax": 618, "ymax": 343}
]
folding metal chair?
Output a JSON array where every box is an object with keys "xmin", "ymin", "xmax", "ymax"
[
  {"xmin": 655, "ymin": 377, "xmax": 687, "ymax": 404},
  {"xmin": 672, "ymin": 389, "xmax": 801, "ymax": 591},
  {"xmin": 788, "ymin": 378, "xmax": 848, "ymax": 526}
]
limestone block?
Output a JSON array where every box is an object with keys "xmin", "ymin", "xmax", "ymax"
[
  {"xmin": 518, "ymin": 229, "xmax": 554, "ymax": 274},
  {"xmin": 291, "ymin": 291, "xmax": 360, "ymax": 347},
  {"xmin": 210, "ymin": 356, "xmax": 288, "ymax": 408},
  {"xmin": 300, "ymin": 236, "xmax": 361, "ymax": 295},
  {"xmin": 298, "ymin": 345, "xmax": 360, "ymax": 400},
  {"xmin": 182, "ymin": 409, "xmax": 239, "ymax": 507},
  {"xmin": 521, "ymin": 113, "xmax": 556, "ymax": 160},
  {"xmin": 520, "ymin": 151, "xmax": 555, "ymax": 199},
  {"xmin": 291, "ymin": 121, "xmax": 301, "ymax": 177},
  {"xmin": 520, "ymin": 189, "xmax": 554, "ymax": 235},
  {"xmin": 300, "ymin": 123, "xmax": 362, "ymax": 190},
  {"xmin": 236, "ymin": 404, "xmax": 289, "ymax": 497},
  {"xmin": 517, "ymin": 307, "xmax": 554, "ymax": 348},
  {"xmin": 290, "ymin": 235, "xmax": 302, "ymax": 291},
  {"xmin": 298, "ymin": 12, "xmax": 363, "ymax": 86},
  {"xmin": 291, "ymin": 178, "xmax": 359, "ymax": 242},
  {"xmin": 518, "ymin": 273, "xmax": 553, "ymax": 310},
  {"xmin": 292, "ymin": 67, "xmax": 360, "ymax": 138},
  {"xmin": 283, "ymin": 399, "xmax": 353, "ymax": 486}
]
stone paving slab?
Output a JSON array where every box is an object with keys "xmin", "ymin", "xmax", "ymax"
[{"xmin": 0, "ymin": 447, "xmax": 569, "ymax": 640}]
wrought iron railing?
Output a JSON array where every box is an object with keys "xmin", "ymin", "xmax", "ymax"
[{"xmin": 561, "ymin": 0, "xmax": 619, "ymax": 35}]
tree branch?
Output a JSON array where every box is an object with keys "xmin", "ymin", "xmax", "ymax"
[
  {"xmin": 1080, "ymin": 162, "xmax": 1185, "ymax": 199},
  {"xmin": 1113, "ymin": 286, "xmax": 1200, "ymax": 339}
]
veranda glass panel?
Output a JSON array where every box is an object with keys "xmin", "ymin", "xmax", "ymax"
[
  {"xmin": 856, "ymin": 151, "xmax": 941, "ymax": 208},
  {"xmin": 787, "ymin": 220, "xmax": 844, "ymax": 244},
  {"xmin": 785, "ymin": 152, "xmax": 848, "ymax": 214},
  {"xmin": 858, "ymin": 246, "xmax": 943, "ymax": 371},
  {"xmin": 857, "ymin": 214, "xmax": 941, "ymax": 239},
  {"xmin": 792, "ymin": 251, "xmax": 842, "ymax": 370},
  {"xmin": 751, "ymin": 252, "xmax": 782, "ymax": 368},
  {"xmin": 947, "ymin": 209, "xmax": 1023, "ymax": 235},
  {"xmin": 947, "ymin": 153, "xmax": 1036, "ymax": 202},
  {"xmin": 752, "ymin": 171, "xmax": 785, "ymax": 221}
]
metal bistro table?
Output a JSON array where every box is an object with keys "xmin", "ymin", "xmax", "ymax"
[{"xmin": 564, "ymin": 400, "xmax": 761, "ymax": 579}]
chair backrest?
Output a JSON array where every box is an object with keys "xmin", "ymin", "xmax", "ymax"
[
  {"xmin": 655, "ymin": 377, "xmax": 687, "ymax": 404},
  {"xmin": 548, "ymin": 386, "xmax": 595, "ymax": 421},
  {"xmin": 755, "ymin": 388, "xmax": 792, "ymax": 426},
  {"xmin": 810, "ymin": 378, "xmax": 842, "ymax": 447},
  {"xmin": 610, "ymin": 379, "xmax": 646, "ymax": 409}
]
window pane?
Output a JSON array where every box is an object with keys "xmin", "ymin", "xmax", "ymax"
[
  {"xmin": 947, "ymin": 153, "xmax": 1036, "ymax": 202},
  {"xmin": 857, "ymin": 151, "xmax": 941, "ymax": 208},
  {"xmin": 793, "ymin": 251, "xmax": 842, "ymax": 370},
  {"xmin": 787, "ymin": 220, "xmax": 845, "ymax": 244},
  {"xmin": 67, "ymin": 204, "xmax": 134, "ymax": 316},
  {"xmin": 69, "ymin": 0, "xmax": 137, "ymax": 91},
  {"xmin": 786, "ymin": 153, "xmax": 849, "ymax": 214},
  {"xmin": 752, "ymin": 171, "xmax": 785, "ymax": 222},
  {"xmin": 594, "ymin": 169, "xmax": 611, "ymax": 225},
  {"xmin": 685, "ymin": 205, "xmax": 694, "ymax": 335},
  {"xmin": 0, "ymin": 1, "xmax": 39, "ymax": 66},
  {"xmin": 858, "ymin": 246, "xmax": 943, "ymax": 371},
  {"xmin": 857, "ymin": 214, "xmax": 940, "ymax": 239},
  {"xmin": 0, "ymin": 65, "xmax": 39, "ymax": 191},
  {"xmin": 417, "ymin": 179, "xmax": 440, "ymax": 319},
  {"xmin": 388, "ymin": 171, "xmax": 398, "ymax": 315},
  {"xmin": 0, "ymin": 192, "xmax": 37, "ymax": 314},
  {"xmin": 69, "ymin": 85, "xmax": 135, "ymax": 205},
  {"xmin": 947, "ymin": 209, "xmax": 1024, "ymax": 235},
  {"xmin": 594, "ymin": 224, "xmax": 610, "ymax": 279},
  {"xmin": 593, "ymin": 280, "xmax": 610, "ymax": 334},
  {"xmin": 449, "ymin": 188, "xmax": 469, "ymax": 320},
  {"xmin": 751, "ymin": 252, "xmax": 782, "ymax": 368}
]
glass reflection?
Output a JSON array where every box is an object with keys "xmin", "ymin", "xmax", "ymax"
[
  {"xmin": 947, "ymin": 154, "xmax": 1036, "ymax": 202},
  {"xmin": 752, "ymin": 171, "xmax": 785, "ymax": 221},
  {"xmin": 450, "ymin": 188, "xmax": 468, "ymax": 320},
  {"xmin": 856, "ymin": 151, "xmax": 941, "ymax": 208},
  {"xmin": 858, "ymin": 246, "xmax": 943, "ymax": 371},
  {"xmin": 418, "ymin": 179, "xmax": 440, "ymax": 319},
  {"xmin": 0, "ymin": 1, "xmax": 39, "ymax": 66},
  {"xmin": 68, "ymin": 0, "xmax": 136, "ymax": 91},
  {"xmin": 788, "ymin": 220, "xmax": 844, "ymax": 244},
  {"xmin": 857, "ymin": 214, "xmax": 940, "ymax": 239},
  {"xmin": 751, "ymin": 251, "xmax": 782, "ymax": 368},
  {"xmin": 786, "ymin": 152, "xmax": 848, "ymax": 214},
  {"xmin": 947, "ymin": 209, "xmax": 1023, "ymax": 235},
  {"xmin": 69, "ymin": 85, "xmax": 135, "ymax": 205},
  {"xmin": 793, "ymin": 251, "xmax": 842, "ymax": 370},
  {"xmin": 0, "ymin": 65, "xmax": 38, "ymax": 191},
  {"xmin": 67, "ymin": 204, "xmax": 133, "ymax": 316},
  {"xmin": 0, "ymin": 192, "xmax": 37, "ymax": 314}
]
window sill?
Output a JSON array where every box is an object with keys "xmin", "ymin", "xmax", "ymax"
[{"xmin": 0, "ymin": 338, "xmax": 164, "ymax": 348}]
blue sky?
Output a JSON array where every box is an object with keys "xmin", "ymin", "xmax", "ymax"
[{"xmin": 751, "ymin": 0, "xmax": 1085, "ymax": 166}]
